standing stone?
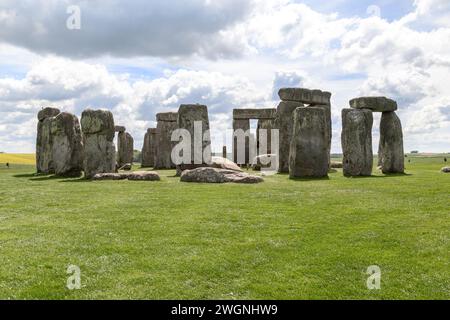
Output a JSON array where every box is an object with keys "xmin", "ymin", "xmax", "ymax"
[
  {"xmin": 379, "ymin": 111, "xmax": 404, "ymax": 174},
  {"xmin": 256, "ymin": 118, "xmax": 276, "ymax": 155},
  {"xmin": 289, "ymin": 107, "xmax": 329, "ymax": 178},
  {"xmin": 50, "ymin": 112, "xmax": 83, "ymax": 177},
  {"xmin": 81, "ymin": 109, "xmax": 116, "ymax": 179},
  {"xmin": 141, "ymin": 128, "xmax": 158, "ymax": 167},
  {"xmin": 176, "ymin": 104, "xmax": 211, "ymax": 173},
  {"xmin": 222, "ymin": 146, "xmax": 227, "ymax": 159},
  {"xmin": 233, "ymin": 118, "xmax": 250, "ymax": 165},
  {"xmin": 275, "ymin": 101, "xmax": 303, "ymax": 173},
  {"xmin": 117, "ymin": 131, "xmax": 134, "ymax": 167},
  {"xmin": 341, "ymin": 109, "xmax": 373, "ymax": 176},
  {"xmin": 36, "ymin": 107, "xmax": 60, "ymax": 173},
  {"xmin": 154, "ymin": 112, "xmax": 178, "ymax": 169}
]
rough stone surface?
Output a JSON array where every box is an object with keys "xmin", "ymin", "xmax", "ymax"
[
  {"xmin": 156, "ymin": 112, "xmax": 178, "ymax": 122},
  {"xmin": 114, "ymin": 125, "xmax": 126, "ymax": 132},
  {"xmin": 38, "ymin": 107, "xmax": 60, "ymax": 122},
  {"xmin": 350, "ymin": 97, "xmax": 397, "ymax": 112},
  {"xmin": 154, "ymin": 112, "xmax": 178, "ymax": 169},
  {"xmin": 176, "ymin": 104, "xmax": 211, "ymax": 172},
  {"xmin": 117, "ymin": 132, "xmax": 134, "ymax": 167},
  {"xmin": 257, "ymin": 118, "xmax": 276, "ymax": 155},
  {"xmin": 233, "ymin": 118, "xmax": 250, "ymax": 165},
  {"xmin": 252, "ymin": 154, "xmax": 277, "ymax": 171},
  {"xmin": 81, "ymin": 109, "xmax": 116, "ymax": 179},
  {"xmin": 127, "ymin": 171, "xmax": 160, "ymax": 181},
  {"xmin": 278, "ymin": 88, "xmax": 331, "ymax": 105},
  {"xmin": 141, "ymin": 128, "xmax": 158, "ymax": 167},
  {"xmin": 289, "ymin": 107, "xmax": 329, "ymax": 178},
  {"xmin": 180, "ymin": 167, "xmax": 263, "ymax": 184},
  {"xmin": 36, "ymin": 107, "xmax": 61, "ymax": 174},
  {"xmin": 275, "ymin": 101, "xmax": 302, "ymax": 173},
  {"xmin": 441, "ymin": 167, "xmax": 450, "ymax": 173},
  {"xmin": 50, "ymin": 112, "xmax": 83, "ymax": 177},
  {"xmin": 92, "ymin": 173, "xmax": 128, "ymax": 180},
  {"xmin": 379, "ymin": 111, "xmax": 404, "ymax": 174},
  {"xmin": 310, "ymin": 103, "xmax": 332, "ymax": 167},
  {"xmin": 118, "ymin": 163, "xmax": 132, "ymax": 171},
  {"xmin": 210, "ymin": 156, "xmax": 242, "ymax": 172},
  {"xmin": 233, "ymin": 108, "xmax": 277, "ymax": 120},
  {"xmin": 330, "ymin": 161, "xmax": 343, "ymax": 169},
  {"xmin": 341, "ymin": 109, "xmax": 373, "ymax": 176}
]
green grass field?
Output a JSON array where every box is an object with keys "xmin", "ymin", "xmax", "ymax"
[{"xmin": 0, "ymin": 155, "xmax": 449, "ymax": 299}]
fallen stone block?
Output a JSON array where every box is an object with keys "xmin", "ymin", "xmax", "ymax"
[{"xmin": 180, "ymin": 167, "xmax": 263, "ymax": 184}]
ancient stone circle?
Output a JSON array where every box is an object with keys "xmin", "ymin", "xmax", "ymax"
[{"xmin": 35, "ymin": 88, "xmax": 405, "ymax": 183}]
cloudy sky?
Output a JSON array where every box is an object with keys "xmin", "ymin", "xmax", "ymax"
[{"xmin": 0, "ymin": 0, "xmax": 449, "ymax": 153}]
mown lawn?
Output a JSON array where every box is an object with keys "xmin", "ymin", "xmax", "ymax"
[{"xmin": 0, "ymin": 156, "xmax": 448, "ymax": 299}]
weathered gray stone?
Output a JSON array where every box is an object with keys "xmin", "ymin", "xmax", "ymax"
[
  {"xmin": 114, "ymin": 125, "xmax": 126, "ymax": 132},
  {"xmin": 233, "ymin": 118, "xmax": 250, "ymax": 165},
  {"xmin": 275, "ymin": 101, "xmax": 303, "ymax": 173},
  {"xmin": 81, "ymin": 109, "xmax": 115, "ymax": 138},
  {"xmin": 154, "ymin": 112, "xmax": 178, "ymax": 169},
  {"xmin": 156, "ymin": 112, "xmax": 178, "ymax": 122},
  {"xmin": 257, "ymin": 118, "xmax": 276, "ymax": 155},
  {"xmin": 92, "ymin": 173, "xmax": 128, "ymax": 180},
  {"xmin": 127, "ymin": 171, "xmax": 160, "ymax": 181},
  {"xmin": 379, "ymin": 111, "xmax": 404, "ymax": 174},
  {"xmin": 441, "ymin": 167, "xmax": 450, "ymax": 173},
  {"xmin": 141, "ymin": 128, "xmax": 158, "ymax": 167},
  {"xmin": 341, "ymin": 108, "xmax": 373, "ymax": 177},
  {"xmin": 176, "ymin": 104, "xmax": 211, "ymax": 172},
  {"xmin": 252, "ymin": 154, "xmax": 277, "ymax": 171},
  {"xmin": 310, "ymin": 103, "xmax": 332, "ymax": 168},
  {"xmin": 289, "ymin": 107, "xmax": 329, "ymax": 178},
  {"xmin": 50, "ymin": 112, "xmax": 83, "ymax": 177},
  {"xmin": 222, "ymin": 146, "xmax": 227, "ymax": 159},
  {"xmin": 38, "ymin": 107, "xmax": 60, "ymax": 122},
  {"xmin": 233, "ymin": 108, "xmax": 277, "ymax": 120},
  {"xmin": 350, "ymin": 97, "xmax": 397, "ymax": 112},
  {"xmin": 330, "ymin": 161, "xmax": 343, "ymax": 169},
  {"xmin": 81, "ymin": 109, "xmax": 116, "ymax": 179},
  {"xmin": 36, "ymin": 107, "xmax": 60, "ymax": 174},
  {"xmin": 180, "ymin": 167, "xmax": 263, "ymax": 184},
  {"xmin": 278, "ymin": 88, "xmax": 331, "ymax": 105},
  {"xmin": 210, "ymin": 156, "xmax": 242, "ymax": 172},
  {"xmin": 117, "ymin": 132, "xmax": 134, "ymax": 167},
  {"xmin": 118, "ymin": 163, "xmax": 132, "ymax": 171}
]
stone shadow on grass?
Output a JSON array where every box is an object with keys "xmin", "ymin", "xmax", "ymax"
[
  {"xmin": 344, "ymin": 173, "xmax": 412, "ymax": 179},
  {"xmin": 289, "ymin": 176, "xmax": 330, "ymax": 181}
]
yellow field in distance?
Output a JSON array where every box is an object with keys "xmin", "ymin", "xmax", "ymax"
[{"xmin": 0, "ymin": 153, "xmax": 35, "ymax": 165}]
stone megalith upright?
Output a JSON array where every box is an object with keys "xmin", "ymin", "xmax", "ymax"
[
  {"xmin": 81, "ymin": 109, "xmax": 116, "ymax": 179},
  {"xmin": 341, "ymin": 108, "xmax": 373, "ymax": 176},
  {"xmin": 154, "ymin": 112, "xmax": 178, "ymax": 169},
  {"xmin": 379, "ymin": 111, "xmax": 404, "ymax": 174},
  {"xmin": 278, "ymin": 88, "xmax": 332, "ymax": 167},
  {"xmin": 141, "ymin": 128, "xmax": 158, "ymax": 168},
  {"xmin": 36, "ymin": 107, "xmax": 60, "ymax": 174},
  {"xmin": 232, "ymin": 118, "xmax": 250, "ymax": 165},
  {"xmin": 117, "ymin": 131, "xmax": 134, "ymax": 167},
  {"xmin": 289, "ymin": 107, "xmax": 329, "ymax": 178},
  {"xmin": 50, "ymin": 112, "xmax": 83, "ymax": 177},
  {"xmin": 274, "ymin": 101, "xmax": 303, "ymax": 173},
  {"xmin": 176, "ymin": 104, "xmax": 211, "ymax": 173}
]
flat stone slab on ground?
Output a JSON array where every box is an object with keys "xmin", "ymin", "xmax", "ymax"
[
  {"xmin": 92, "ymin": 173, "xmax": 128, "ymax": 180},
  {"xmin": 126, "ymin": 171, "xmax": 161, "ymax": 181},
  {"xmin": 350, "ymin": 97, "xmax": 397, "ymax": 112},
  {"xmin": 441, "ymin": 167, "xmax": 450, "ymax": 173},
  {"xmin": 180, "ymin": 167, "xmax": 263, "ymax": 184},
  {"xmin": 210, "ymin": 156, "xmax": 242, "ymax": 172}
]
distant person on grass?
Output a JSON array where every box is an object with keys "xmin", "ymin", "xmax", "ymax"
[
  {"xmin": 445, "ymin": 157, "xmax": 447, "ymax": 163},
  {"xmin": 6, "ymin": 162, "xmax": 9, "ymax": 168}
]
